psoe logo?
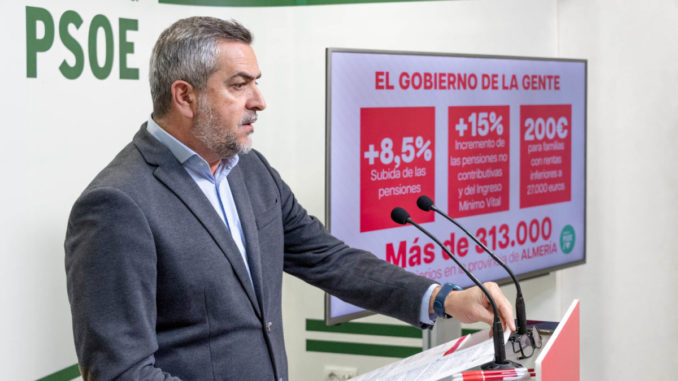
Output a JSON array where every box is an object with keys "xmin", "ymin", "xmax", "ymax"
[
  {"xmin": 26, "ymin": 6, "xmax": 139, "ymax": 80},
  {"xmin": 559, "ymin": 225, "xmax": 575, "ymax": 254}
]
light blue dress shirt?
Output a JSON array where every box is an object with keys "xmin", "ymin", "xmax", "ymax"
[{"xmin": 146, "ymin": 117, "xmax": 438, "ymax": 326}]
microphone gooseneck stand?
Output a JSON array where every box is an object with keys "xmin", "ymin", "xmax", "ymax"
[
  {"xmin": 390, "ymin": 207, "xmax": 521, "ymax": 370},
  {"xmin": 416, "ymin": 195, "xmax": 529, "ymax": 336}
]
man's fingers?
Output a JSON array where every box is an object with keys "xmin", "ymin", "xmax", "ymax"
[
  {"xmin": 445, "ymin": 284, "xmax": 516, "ymax": 333},
  {"xmin": 473, "ymin": 304, "xmax": 495, "ymax": 327},
  {"xmin": 495, "ymin": 293, "xmax": 516, "ymax": 331},
  {"xmin": 482, "ymin": 282, "xmax": 516, "ymax": 332},
  {"xmin": 499, "ymin": 303, "xmax": 516, "ymax": 332}
]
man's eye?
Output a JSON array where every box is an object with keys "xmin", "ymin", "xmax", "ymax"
[{"xmin": 233, "ymin": 82, "xmax": 246, "ymax": 89}]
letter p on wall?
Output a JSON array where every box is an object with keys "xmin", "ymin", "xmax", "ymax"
[{"xmin": 26, "ymin": 6, "xmax": 54, "ymax": 78}]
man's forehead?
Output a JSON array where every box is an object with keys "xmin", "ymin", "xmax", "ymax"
[
  {"xmin": 229, "ymin": 72, "xmax": 262, "ymax": 81},
  {"xmin": 216, "ymin": 40, "xmax": 261, "ymax": 77}
]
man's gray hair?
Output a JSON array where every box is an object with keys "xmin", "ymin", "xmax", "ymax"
[{"xmin": 149, "ymin": 17, "xmax": 252, "ymax": 117}]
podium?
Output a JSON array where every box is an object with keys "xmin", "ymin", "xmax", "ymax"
[
  {"xmin": 533, "ymin": 299, "xmax": 581, "ymax": 381},
  {"xmin": 351, "ymin": 300, "xmax": 580, "ymax": 380}
]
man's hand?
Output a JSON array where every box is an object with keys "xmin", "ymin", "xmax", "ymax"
[{"xmin": 430, "ymin": 282, "xmax": 516, "ymax": 332}]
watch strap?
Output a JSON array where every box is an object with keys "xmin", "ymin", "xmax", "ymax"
[{"xmin": 433, "ymin": 283, "xmax": 463, "ymax": 319}]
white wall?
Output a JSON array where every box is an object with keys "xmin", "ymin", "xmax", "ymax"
[
  {"xmin": 556, "ymin": 0, "xmax": 678, "ymax": 379},
  {"xmin": 1, "ymin": 0, "xmax": 675, "ymax": 379}
]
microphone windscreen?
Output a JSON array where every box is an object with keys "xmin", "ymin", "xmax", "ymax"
[
  {"xmin": 416, "ymin": 195, "xmax": 434, "ymax": 211},
  {"xmin": 390, "ymin": 207, "xmax": 410, "ymax": 225}
]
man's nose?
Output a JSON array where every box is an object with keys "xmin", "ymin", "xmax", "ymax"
[{"xmin": 248, "ymin": 85, "xmax": 266, "ymax": 111}]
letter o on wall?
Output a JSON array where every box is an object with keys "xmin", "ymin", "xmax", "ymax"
[{"xmin": 88, "ymin": 15, "xmax": 114, "ymax": 79}]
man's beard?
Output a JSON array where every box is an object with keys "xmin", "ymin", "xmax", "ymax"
[{"xmin": 193, "ymin": 97, "xmax": 253, "ymax": 159}]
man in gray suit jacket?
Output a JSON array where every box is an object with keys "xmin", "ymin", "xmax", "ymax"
[{"xmin": 65, "ymin": 17, "xmax": 515, "ymax": 381}]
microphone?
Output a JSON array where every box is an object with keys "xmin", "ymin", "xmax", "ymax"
[
  {"xmin": 391, "ymin": 207, "xmax": 520, "ymax": 370},
  {"xmin": 416, "ymin": 195, "xmax": 528, "ymax": 336}
]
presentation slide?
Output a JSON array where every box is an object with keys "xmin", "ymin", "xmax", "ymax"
[{"xmin": 326, "ymin": 49, "xmax": 586, "ymax": 323}]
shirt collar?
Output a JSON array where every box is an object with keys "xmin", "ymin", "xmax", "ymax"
[{"xmin": 146, "ymin": 116, "xmax": 239, "ymax": 178}]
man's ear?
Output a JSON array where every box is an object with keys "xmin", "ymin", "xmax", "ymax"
[{"xmin": 170, "ymin": 80, "xmax": 198, "ymax": 119}]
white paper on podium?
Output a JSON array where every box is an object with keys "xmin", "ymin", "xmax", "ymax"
[{"xmin": 352, "ymin": 328, "xmax": 510, "ymax": 381}]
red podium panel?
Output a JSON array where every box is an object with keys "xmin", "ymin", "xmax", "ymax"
[{"xmin": 535, "ymin": 300, "xmax": 580, "ymax": 381}]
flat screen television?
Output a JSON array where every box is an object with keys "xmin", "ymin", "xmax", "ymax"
[{"xmin": 325, "ymin": 48, "xmax": 586, "ymax": 325}]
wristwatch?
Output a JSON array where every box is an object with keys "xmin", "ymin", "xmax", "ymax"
[{"xmin": 433, "ymin": 283, "xmax": 463, "ymax": 319}]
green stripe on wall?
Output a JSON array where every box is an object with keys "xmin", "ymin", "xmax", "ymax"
[
  {"xmin": 159, "ymin": 0, "xmax": 444, "ymax": 7},
  {"xmin": 38, "ymin": 327, "xmax": 472, "ymax": 378},
  {"xmin": 37, "ymin": 364, "xmax": 80, "ymax": 381},
  {"xmin": 461, "ymin": 328, "xmax": 481, "ymax": 335},
  {"xmin": 307, "ymin": 339, "xmax": 421, "ymax": 358},
  {"xmin": 306, "ymin": 319, "xmax": 422, "ymax": 338}
]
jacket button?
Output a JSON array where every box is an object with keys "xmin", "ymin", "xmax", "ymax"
[{"xmin": 266, "ymin": 321, "xmax": 272, "ymax": 333}]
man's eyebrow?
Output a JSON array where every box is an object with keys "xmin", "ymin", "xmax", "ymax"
[{"xmin": 229, "ymin": 72, "xmax": 262, "ymax": 81}]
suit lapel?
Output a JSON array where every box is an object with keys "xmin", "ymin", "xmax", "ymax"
[
  {"xmin": 227, "ymin": 165, "xmax": 265, "ymax": 310},
  {"xmin": 133, "ymin": 125, "xmax": 262, "ymax": 318}
]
